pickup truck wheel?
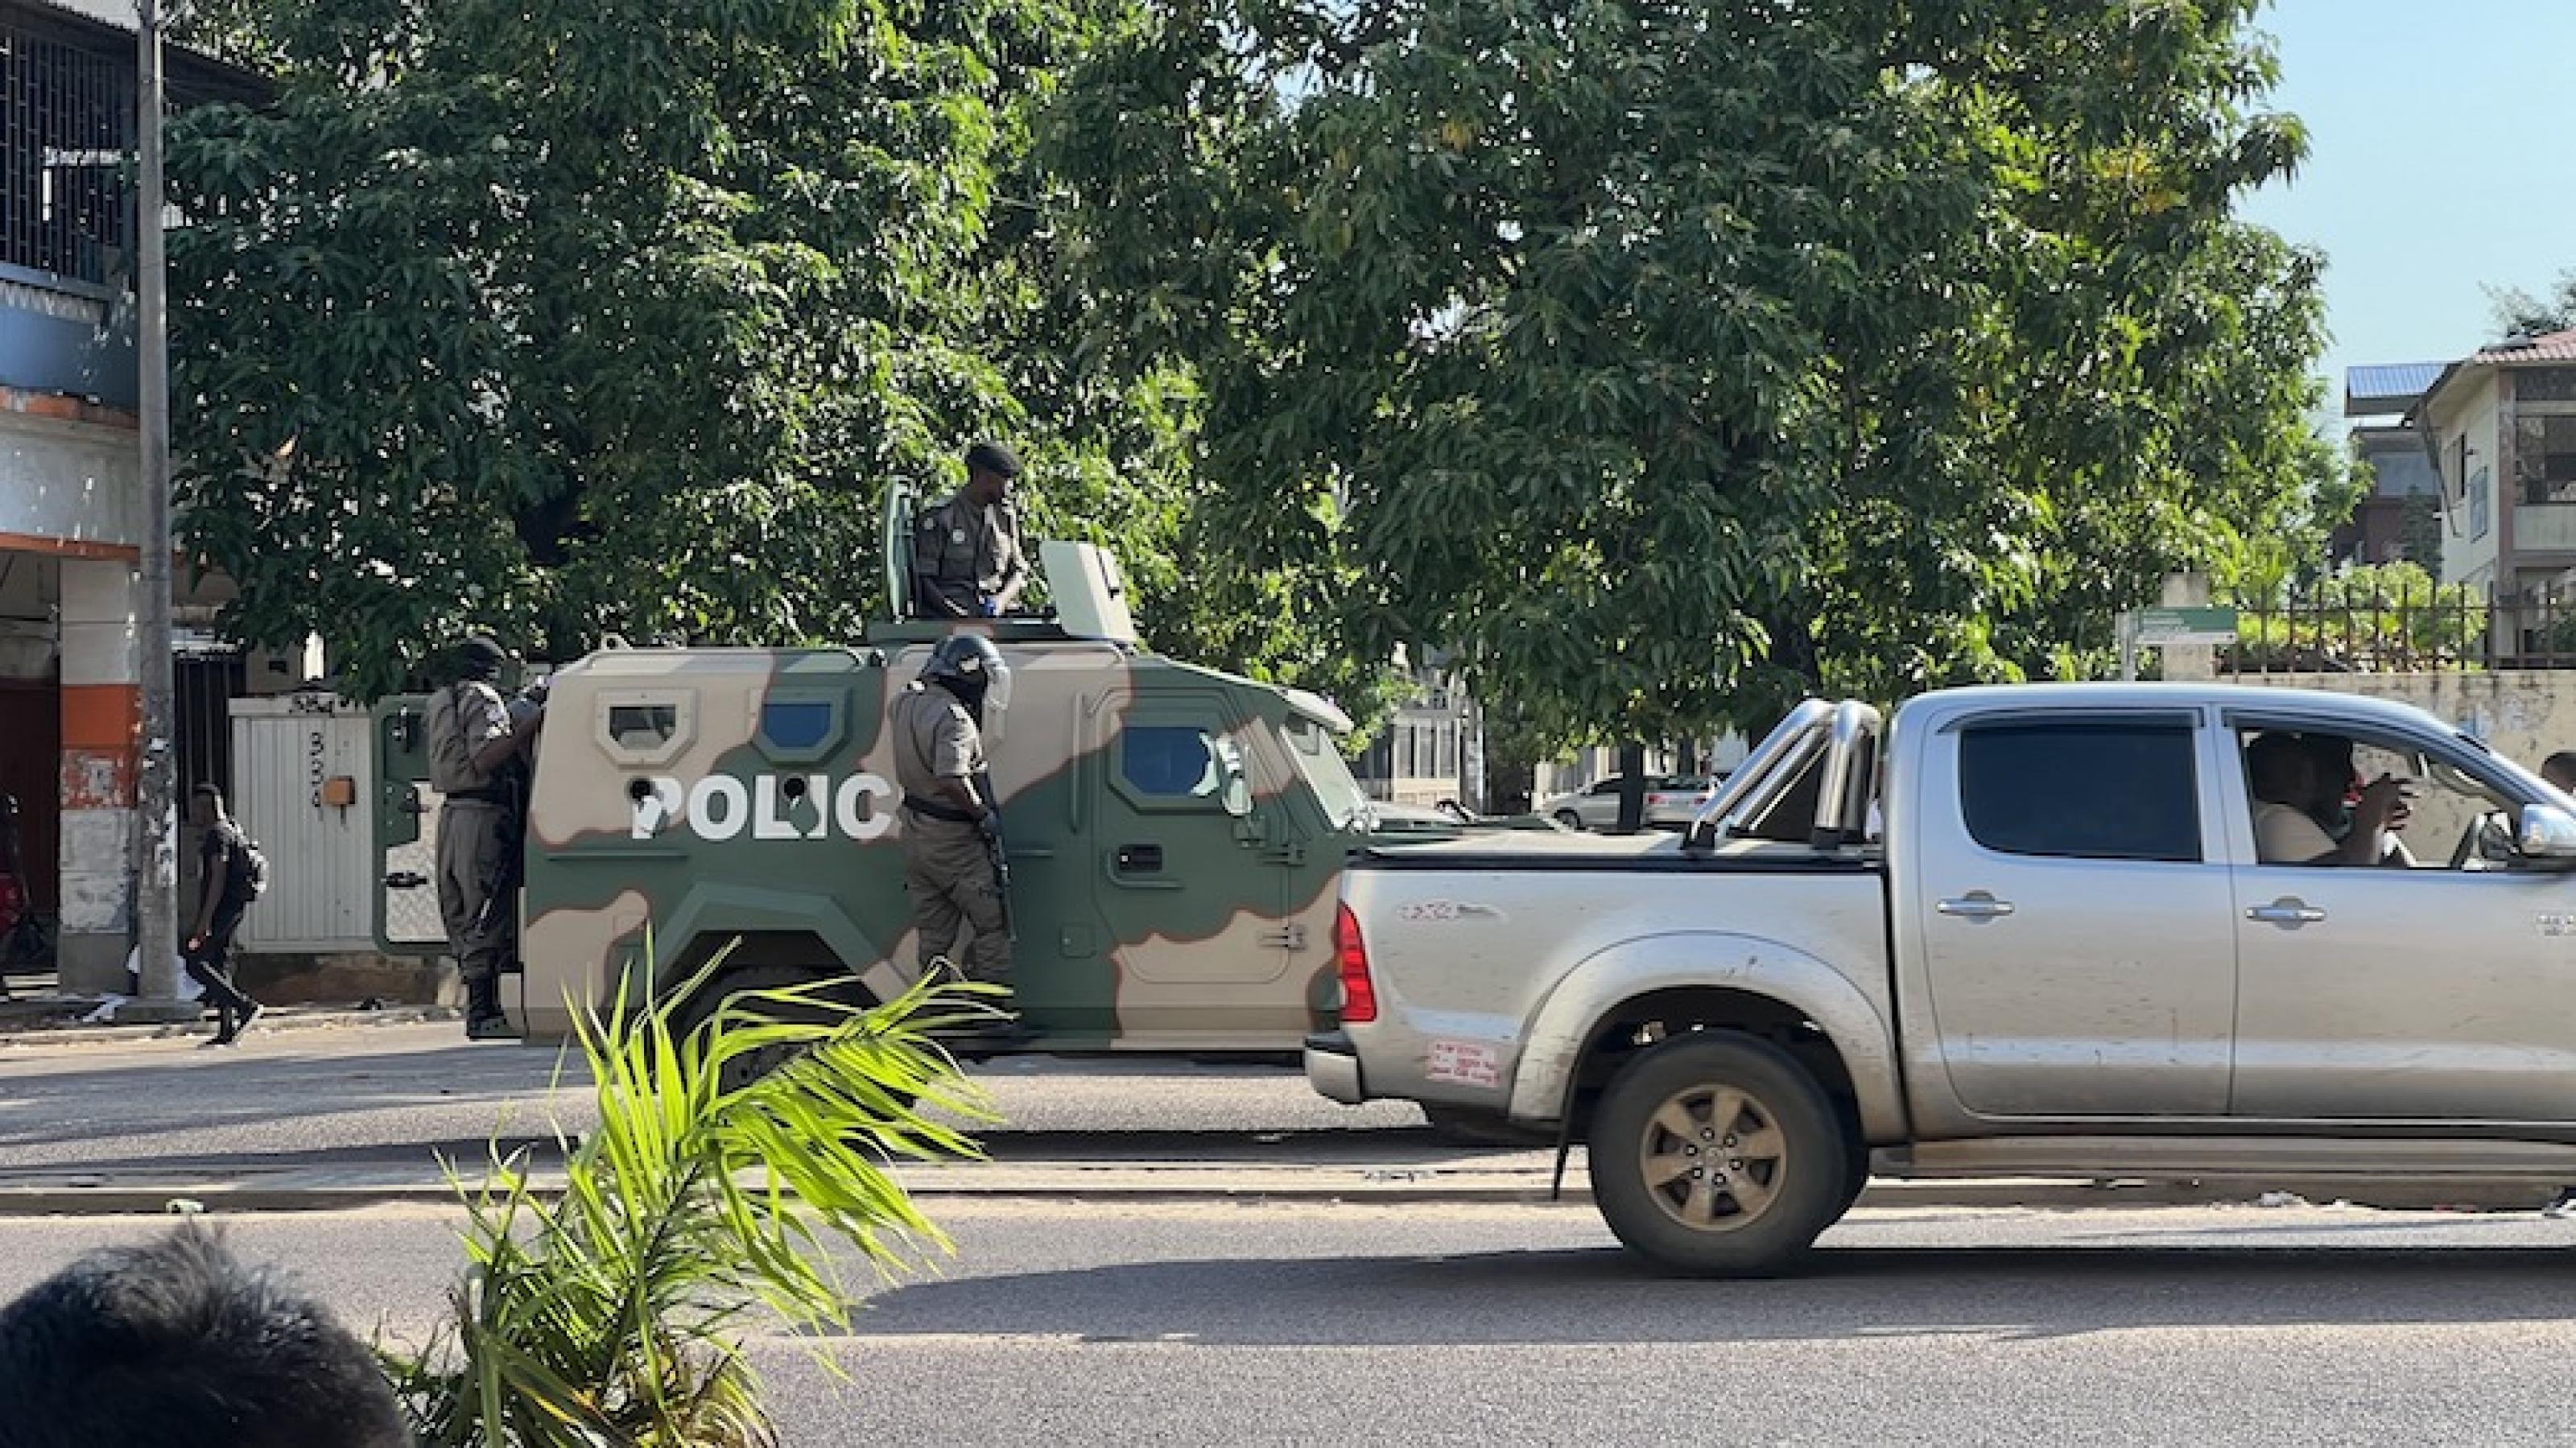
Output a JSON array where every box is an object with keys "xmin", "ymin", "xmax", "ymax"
[{"xmin": 1589, "ymin": 1033, "xmax": 1847, "ymax": 1277}]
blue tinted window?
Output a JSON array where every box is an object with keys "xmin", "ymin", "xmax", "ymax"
[
  {"xmin": 1121, "ymin": 725, "xmax": 1219, "ymax": 798},
  {"xmin": 762, "ymin": 699, "xmax": 836, "ymax": 752}
]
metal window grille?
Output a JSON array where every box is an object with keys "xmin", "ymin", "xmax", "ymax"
[{"xmin": 0, "ymin": 23, "xmax": 133, "ymax": 288}]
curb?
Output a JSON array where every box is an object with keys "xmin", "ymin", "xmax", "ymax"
[
  {"xmin": 0, "ymin": 1005, "xmax": 462, "ymax": 1050},
  {"xmin": 0, "ymin": 1170, "xmax": 2509, "ymax": 1218}
]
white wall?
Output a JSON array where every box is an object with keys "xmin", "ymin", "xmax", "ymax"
[
  {"xmin": 2434, "ymin": 375, "xmax": 2504, "ymax": 585},
  {"xmin": 0, "ymin": 417, "xmax": 140, "ymax": 552}
]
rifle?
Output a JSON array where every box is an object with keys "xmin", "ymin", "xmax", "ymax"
[
  {"xmin": 469, "ymin": 755, "xmax": 530, "ymax": 951},
  {"xmin": 974, "ymin": 769, "xmax": 1016, "ymax": 943}
]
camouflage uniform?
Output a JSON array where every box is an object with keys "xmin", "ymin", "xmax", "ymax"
[
  {"xmin": 911, "ymin": 490, "xmax": 1026, "ymax": 619},
  {"xmin": 891, "ymin": 682, "xmax": 1010, "ymax": 984},
  {"xmin": 427, "ymin": 679, "xmax": 515, "ymax": 998}
]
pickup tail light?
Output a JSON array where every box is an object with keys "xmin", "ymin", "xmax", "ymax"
[{"xmin": 1334, "ymin": 902, "xmax": 1378, "ymax": 1025}]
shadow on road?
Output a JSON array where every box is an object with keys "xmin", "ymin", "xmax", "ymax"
[{"xmin": 841, "ymin": 1236, "xmax": 2576, "ymax": 1346}]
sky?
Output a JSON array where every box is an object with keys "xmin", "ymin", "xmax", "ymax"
[{"xmin": 2237, "ymin": 0, "xmax": 2576, "ymax": 410}]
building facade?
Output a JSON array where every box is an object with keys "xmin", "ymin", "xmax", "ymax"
[
  {"xmin": 2418, "ymin": 330, "xmax": 2576, "ymax": 598},
  {"xmin": 2336, "ymin": 362, "xmax": 2446, "ymax": 570},
  {"xmin": 0, "ymin": 2, "xmax": 265, "ymax": 992}
]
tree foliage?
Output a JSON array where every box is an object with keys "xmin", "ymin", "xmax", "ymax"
[
  {"xmin": 2488, "ymin": 269, "xmax": 2576, "ymax": 339},
  {"xmin": 166, "ymin": 0, "xmax": 1389, "ymax": 714},
  {"xmin": 1044, "ymin": 0, "xmax": 2351, "ymax": 746}
]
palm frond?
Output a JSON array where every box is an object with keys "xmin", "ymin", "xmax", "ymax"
[{"xmin": 387, "ymin": 943, "xmax": 997, "ymax": 1446}]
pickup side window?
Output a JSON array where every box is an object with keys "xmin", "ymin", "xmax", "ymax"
[{"xmin": 1959, "ymin": 721, "xmax": 2200, "ymax": 864}]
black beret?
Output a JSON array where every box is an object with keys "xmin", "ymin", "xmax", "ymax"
[{"xmin": 964, "ymin": 439, "xmax": 1022, "ymax": 479}]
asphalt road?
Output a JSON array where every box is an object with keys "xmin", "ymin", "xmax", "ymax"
[
  {"xmin": 6, "ymin": 1200, "xmax": 2576, "ymax": 1446},
  {"xmin": 0, "ymin": 1021, "xmax": 1430, "ymax": 1178}
]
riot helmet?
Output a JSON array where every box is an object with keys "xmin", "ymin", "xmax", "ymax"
[
  {"xmin": 455, "ymin": 634, "xmax": 507, "ymax": 683},
  {"xmin": 924, "ymin": 633, "xmax": 1011, "ymax": 718}
]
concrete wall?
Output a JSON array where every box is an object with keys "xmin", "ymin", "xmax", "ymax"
[
  {"xmin": 0, "ymin": 402, "xmax": 141, "ymax": 555},
  {"xmin": 54, "ymin": 555, "xmax": 134, "ymax": 990}
]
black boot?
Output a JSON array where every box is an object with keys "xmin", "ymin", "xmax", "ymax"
[{"xmin": 464, "ymin": 976, "xmax": 517, "ymax": 1041}]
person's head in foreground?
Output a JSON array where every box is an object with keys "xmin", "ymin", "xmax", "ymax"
[{"xmin": 0, "ymin": 1225, "xmax": 411, "ymax": 1448}]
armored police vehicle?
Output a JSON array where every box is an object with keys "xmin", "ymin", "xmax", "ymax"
[{"xmin": 374, "ymin": 515, "xmax": 1465, "ymax": 1053}]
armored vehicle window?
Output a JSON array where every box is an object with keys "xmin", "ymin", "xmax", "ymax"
[
  {"xmin": 763, "ymin": 700, "xmax": 833, "ymax": 750},
  {"xmin": 609, "ymin": 705, "xmax": 677, "ymax": 749},
  {"xmin": 1285, "ymin": 716, "xmax": 1367, "ymax": 829},
  {"xmin": 595, "ymin": 690, "xmax": 696, "ymax": 767},
  {"xmin": 1121, "ymin": 725, "xmax": 1220, "ymax": 799},
  {"xmin": 1959, "ymin": 720, "xmax": 2200, "ymax": 864}
]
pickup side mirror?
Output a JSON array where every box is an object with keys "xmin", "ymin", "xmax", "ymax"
[{"xmin": 2518, "ymin": 802, "xmax": 2576, "ymax": 862}]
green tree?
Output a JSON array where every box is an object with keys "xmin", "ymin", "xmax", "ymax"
[
  {"xmin": 166, "ymin": 0, "xmax": 1383, "ymax": 712},
  {"xmin": 2488, "ymin": 270, "xmax": 2576, "ymax": 337},
  {"xmin": 2401, "ymin": 490, "xmax": 2443, "ymax": 581},
  {"xmin": 1043, "ymin": 0, "xmax": 2347, "ymax": 757}
]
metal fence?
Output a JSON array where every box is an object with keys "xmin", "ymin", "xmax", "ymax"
[{"xmin": 2219, "ymin": 585, "xmax": 2576, "ymax": 674}]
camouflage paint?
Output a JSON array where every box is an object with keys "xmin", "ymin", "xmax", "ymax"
[{"xmin": 427, "ymin": 623, "xmax": 1379, "ymax": 1050}]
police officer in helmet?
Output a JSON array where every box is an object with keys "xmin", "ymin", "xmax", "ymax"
[
  {"xmin": 425, "ymin": 633, "xmax": 542, "ymax": 1040},
  {"xmin": 892, "ymin": 633, "xmax": 1022, "ymax": 1036}
]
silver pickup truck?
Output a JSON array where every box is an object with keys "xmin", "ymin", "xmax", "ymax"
[{"xmin": 1307, "ymin": 683, "xmax": 2576, "ymax": 1276}]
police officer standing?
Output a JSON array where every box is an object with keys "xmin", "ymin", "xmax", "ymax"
[
  {"xmin": 892, "ymin": 634, "xmax": 1022, "ymax": 1037},
  {"xmin": 425, "ymin": 635, "xmax": 541, "ymax": 1040},
  {"xmin": 911, "ymin": 441, "xmax": 1030, "ymax": 619}
]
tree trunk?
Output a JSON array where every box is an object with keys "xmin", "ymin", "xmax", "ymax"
[
  {"xmin": 1481, "ymin": 751, "xmax": 1537, "ymax": 818},
  {"xmin": 1615, "ymin": 741, "xmax": 1648, "ymax": 834}
]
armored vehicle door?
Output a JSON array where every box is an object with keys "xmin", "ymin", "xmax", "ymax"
[
  {"xmin": 1088, "ymin": 687, "xmax": 1299, "ymax": 1042},
  {"xmin": 371, "ymin": 695, "xmax": 448, "ymax": 954}
]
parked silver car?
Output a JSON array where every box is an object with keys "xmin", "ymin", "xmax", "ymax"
[{"xmin": 1538, "ymin": 775, "xmax": 1719, "ymax": 831}]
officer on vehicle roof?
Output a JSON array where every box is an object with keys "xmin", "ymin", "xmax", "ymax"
[
  {"xmin": 425, "ymin": 633, "xmax": 543, "ymax": 1041},
  {"xmin": 911, "ymin": 440, "xmax": 1029, "ymax": 620},
  {"xmin": 892, "ymin": 633, "xmax": 1023, "ymax": 1037}
]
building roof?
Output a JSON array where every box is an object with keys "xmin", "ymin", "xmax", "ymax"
[
  {"xmin": 2413, "ymin": 328, "xmax": 2576, "ymax": 426},
  {"xmin": 2345, "ymin": 361, "xmax": 2444, "ymax": 417},
  {"xmin": 2475, "ymin": 328, "xmax": 2576, "ymax": 364},
  {"xmin": 1, "ymin": 0, "xmax": 270, "ymax": 107}
]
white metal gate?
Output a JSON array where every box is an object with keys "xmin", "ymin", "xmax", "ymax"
[{"xmin": 229, "ymin": 694, "xmax": 378, "ymax": 953}]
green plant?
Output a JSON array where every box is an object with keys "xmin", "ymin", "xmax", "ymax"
[{"xmin": 382, "ymin": 954, "xmax": 999, "ymax": 1446}]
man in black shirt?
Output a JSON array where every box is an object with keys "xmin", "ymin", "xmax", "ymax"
[{"xmin": 184, "ymin": 784, "xmax": 262, "ymax": 1046}]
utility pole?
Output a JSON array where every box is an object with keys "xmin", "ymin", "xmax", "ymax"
[{"xmin": 126, "ymin": 0, "xmax": 184, "ymax": 1017}]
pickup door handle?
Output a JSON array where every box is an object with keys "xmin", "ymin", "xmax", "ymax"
[
  {"xmin": 2247, "ymin": 898, "xmax": 2327, "ymax": 927},
  {"xmin": 1935, "ymin": 892, "xmax": 2016, "ymax": 922}
]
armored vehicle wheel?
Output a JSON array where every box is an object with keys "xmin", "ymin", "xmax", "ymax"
[
  {"xmin": 667, "ymin": 963, "xmax": 875, "ymax": 1096},
  {"xmin": 1553, "ymin": 809, "xmax": 1583, "ymax": 831},
  {"xmin": 1588, "ymin": 1033, "xmax": 1849, "ymax": 1277}
]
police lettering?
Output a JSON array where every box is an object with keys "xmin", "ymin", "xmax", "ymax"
[{"xmin": 630, "ymin": 773, "xmax": 893, "ymax": 842}]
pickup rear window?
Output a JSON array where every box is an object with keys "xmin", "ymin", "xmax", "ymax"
[{"xmin": 1959, "ymin": 721, "xmax": 2200, "ymax": 864}]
